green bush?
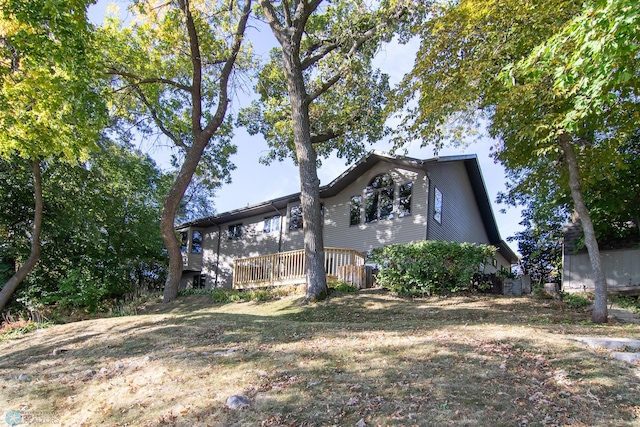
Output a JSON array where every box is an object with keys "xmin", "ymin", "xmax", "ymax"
[
  {"xmin": 370, "ymin": 241, "xmax": 496, "ymax": 296},
  {"xmin": 562, "ymin": 292, "xmax": 592, "ymax": 308},
  {"xmin": 329, "ymin": 281, "xmax": 358, "ymax": 293}
]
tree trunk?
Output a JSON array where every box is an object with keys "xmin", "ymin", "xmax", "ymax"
[
  {"xmin": 161, "ymin": 139, "xmax": 209, "ymax": 303},
  {"xmin": 0, "ymin": 159, "xmax": 43, "ymax": 313},
  {"xmin": 280, "ymin": 42, "xmax": 328, "ymax": 302},
  {"xmin": 559, "ymin": 134, "xmax": 608, "ymax": 323}
]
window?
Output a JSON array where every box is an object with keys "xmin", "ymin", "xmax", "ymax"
[
  {"xmin": 350, "ymin": 195, "xmax": 362, "ymax": 226},
  {"xmin": 289, "ymin": 205, "xmax": 303, "ymax": 230},
  {"xmin": 263, "ymin": 215, "xmax": 281, "ymax": 233},
  {"xmin": 365, "ymin": 174, "xmax": 394, "ymax": 223},
  {"xmin": 228, "ymin": 223, "xmax": 243, "ymax": 240},
  {"xmin": 191, "ymin": 230, "xmax": 202, "ymax": 253},
  {"xmin": 180, "ymin": 231, "xmax": 188, "ymax": 253},
  {"xmin": 192, "ymin": 274, "xmax": 206, "ymax": 289},
  {"xmin": 434, "ymin": 187, "xmax": 443, "ymax": 224},
  {"xmin": 398, "ymin": 183, "xmax": 413, "ymax": 217}
]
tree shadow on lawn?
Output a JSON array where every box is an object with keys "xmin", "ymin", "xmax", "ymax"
[{"xmin": 1, "ymin": 292, "xmax": 639, "ymax": 425}]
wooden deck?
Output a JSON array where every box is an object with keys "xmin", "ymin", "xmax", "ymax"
[{"xmin": 232, "ymin": 247, "xmax": 365, "ymax": 289}]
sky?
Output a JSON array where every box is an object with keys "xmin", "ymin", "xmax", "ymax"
[{"xmin": 88, "ymin": 1, "xmax": 524, "ymax": 254}]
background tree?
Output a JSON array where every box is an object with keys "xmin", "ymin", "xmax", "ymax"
[
  {"xmin": 0, "ymin": 140, "xmax": 169, "ymax": 314},
  {"xmin": 0, "ymin": 0, "xmax": 108, "ymax": 312},
  {"xmin": 100, "ymin": 0, "xmax": 252, "ymax": 303},
  {"xmin": 393, "ymin": 0, "xmax": 639, "ymax": 322},
  {"xmin": 247, "ymin": 0, "xmax": 405, "ymax": 301}
]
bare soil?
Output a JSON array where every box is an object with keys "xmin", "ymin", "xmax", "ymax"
[{"xmin": 1, "ymin": 290, "xmax": 640, "ymax": 426}]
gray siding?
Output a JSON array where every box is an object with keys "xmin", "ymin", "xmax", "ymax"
[
  {"xmin": 323, "ymin": 162, "xmax": 428, "ymax": 252},
  {"xmin": 426, "ymin": 162, "xmax": 490, "ymax": 245},
  {"xmin": 179, "ymin": 156, "xmax": 510, "ymax": 287},
  {"xmin": 563, "ymin": 248, "xmax": 640, "ymax": 293}
]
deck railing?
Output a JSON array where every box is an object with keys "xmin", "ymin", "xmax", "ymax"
[{"xmin": 233, "ymin": 247, "xmax": 365, "ymax": 289}]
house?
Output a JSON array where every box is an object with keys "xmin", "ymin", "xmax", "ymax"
[
  {"xmin": 562, "ymin": 220, "xmax": 640, "ymax": 295},
  {"xmin": 177, "ymin": 152, "xmax": 519, "ymax": 289}
]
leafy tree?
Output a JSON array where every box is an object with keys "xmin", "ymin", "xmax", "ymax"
[
  {"xmin": 0, "ymin": 0, "xmax": 108, "ymax": 312},
  {"xmin": 0, "ymin": 140, "xmax": 169, "ymax": 313},
  {"xmin": 247, "ymin": 0, "xmax": 404, "ymax": 301},
  {"xmin": 393, "ymin": 0, "xmax": 640, "ymax": 322},
  {"xmin": 100, "ymin": 0, "xmax": 252, "ymax": 303}
]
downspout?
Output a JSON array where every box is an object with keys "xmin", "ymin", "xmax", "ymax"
[{"xmin": 214, "ymin": 223, "xmax": 222, "ymax": 288}]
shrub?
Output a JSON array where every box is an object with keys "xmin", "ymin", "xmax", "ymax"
[
  {"xmin": 370, "ymin": 241, "xmax": 496, "ymax": 296},
  {"xmin": 562, "ymin": 292, "xmax": 592, "ymax": 308},
  {"xmin": 329, "ymin": 281, "xmax": 358, "ymax": 293}
]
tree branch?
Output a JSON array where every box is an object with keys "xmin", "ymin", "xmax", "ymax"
[
  {"xmin": 306, "ymin": 25, "xmax": 378, "ymax": 104},
  {"xmin": 259, "ymin": 0, "xmax": 287, "ymax": 44},
  {"xmin": 301, "ymin": 40, "xmax": 339, "ymax": 70},
  {"xmin": 179, "ymin": 0, "xmax": 204, "ymax": 137},
  {"xmin": 105, "ymin": 69, "xmax": 193, "ymax": 92},
  {"xmin": 202, "ymin": 0, "xmax": 252, "ymax": 140},
  {"xmin": 310, "ymin": 130, "xmax": 340, "ymax": 144},
  {"xmin": 130, "ymin": 84, "xmax": 186, "ymax": 150}
]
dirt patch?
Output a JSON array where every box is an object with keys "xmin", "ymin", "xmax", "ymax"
[{"xmin": 1, "ymin": 291, "xmax": 639, "ymax": 426}]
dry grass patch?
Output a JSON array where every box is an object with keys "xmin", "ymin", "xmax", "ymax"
[{"xmin": 1, "ymin": 291, "xmax": 639, "ymax": 426}]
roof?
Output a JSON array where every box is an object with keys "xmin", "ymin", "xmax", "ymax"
[{"xmin": 179, "ymin": 151, "xmax": 519, "ymax": 264}]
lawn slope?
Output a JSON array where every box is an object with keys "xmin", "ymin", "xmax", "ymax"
[{"xmin": 1, "ymin": 290, "xmax": 639, "ymax": 426}]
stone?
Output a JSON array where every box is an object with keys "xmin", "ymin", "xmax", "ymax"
[
  {"xmin": 18, "ymin": 373, "xmax": 29, "ymax": 382},
  {"xmin": 115, "ymin": 362, "xmax": 125, "ymax": 370},
  {"xmin": 225, "ymin": 395, "xmax": 250, "ymax": 409},
  {"xmin": 143, "ymin": 355, "xmax": 155, "ymax": 362},
  {"xmin": 84, "ymin": 369, "xmax": 95, "ymax": 376},
  {"xmin": 356, "ymin": 418, "xmax": 366, "ymax": 427},
  {"xmin": 99, "ymin": 367, "xmax": 108, "ymax": 375}
]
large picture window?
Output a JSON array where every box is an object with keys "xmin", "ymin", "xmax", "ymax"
[
  {"xmin": 365, "ymin": 174, "xmax": 394, "ymax": 223},
  {"xmin": 289, "ymin": 205, "xmax": 303, "ymax": 230}
]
